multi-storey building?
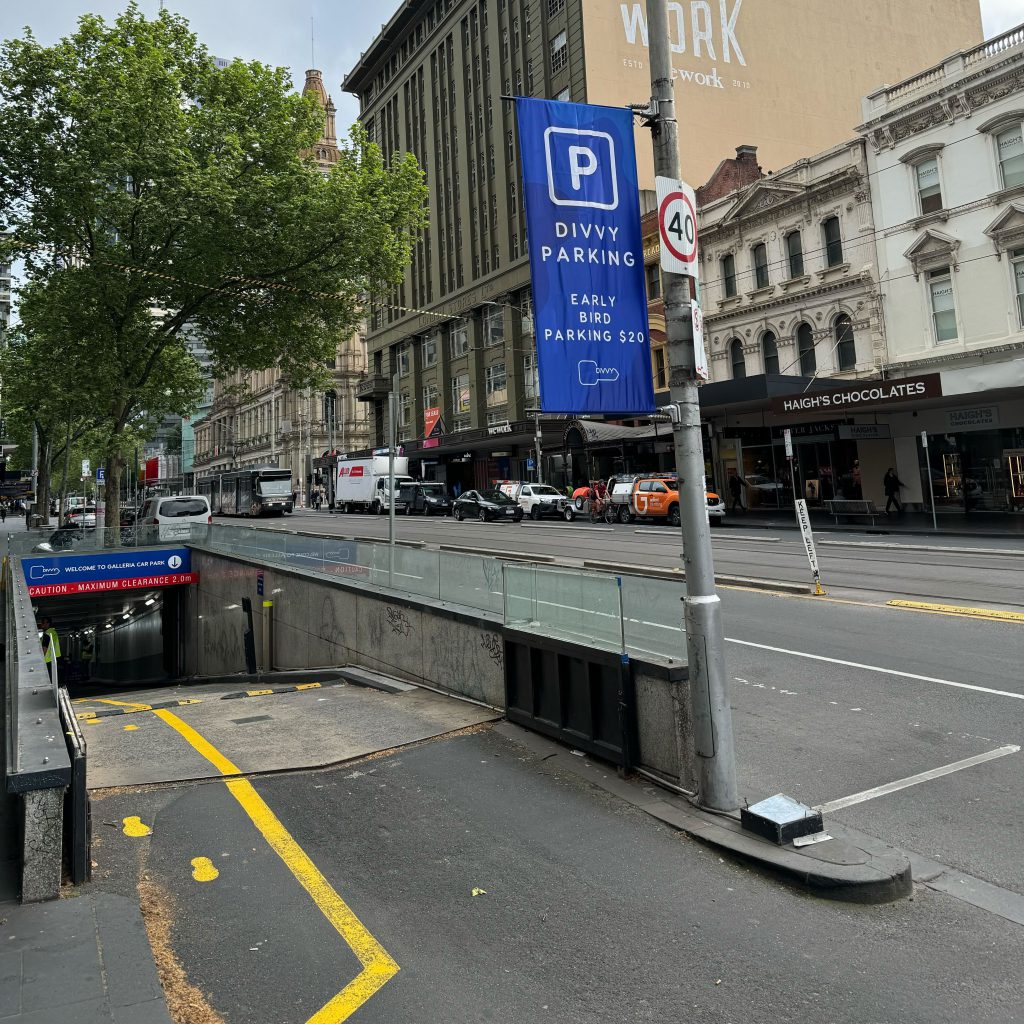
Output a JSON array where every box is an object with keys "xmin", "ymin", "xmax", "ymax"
[
  {"xmin": 858, "ymin": 23, "xmax": 1024, "ymax": 514},
  {"xmin": 191, "ymin": 68, "xmax": 371, "ymax": 500},
  {"xmin": 343, "ymin": 0, "xmax": 982, "ymax": 492}
]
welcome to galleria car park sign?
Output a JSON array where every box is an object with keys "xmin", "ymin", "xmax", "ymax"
[
  {"xmin": 21, "ymin": 548, "xmax": 198, "ymax": 597},
  {"xmin": 770, "ymin": 374, "xmax": 943, "ymax": 416}
]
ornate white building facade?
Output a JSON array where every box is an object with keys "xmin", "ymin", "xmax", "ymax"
[
  {"xmin": 698, "ymin": 139, "xmax": 884, "ymax": 385},
  {"xmin": 857, "ymin": 24, "xmax": 1024, "ymax": 512}
]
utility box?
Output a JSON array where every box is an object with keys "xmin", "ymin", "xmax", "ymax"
[{"xmin": 741, "ymin": 794, "xmax": 823, "ymax": 845}]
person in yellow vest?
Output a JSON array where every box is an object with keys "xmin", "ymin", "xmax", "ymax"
[{"xmin": 39, "ymin": 615, "xmax": 61, "ymax": 665}]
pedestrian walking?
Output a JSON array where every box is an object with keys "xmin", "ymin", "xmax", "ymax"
[
  {"xmin": 0, "ymin": 502, "xmax": 7, "ymax": 524},
  {"xmin": 883, "ymin": 467, "xmax": 905, "ymax": 514},
  {"xmin": 728, "ymin": 471, "xmax": 746, "ymax": 513}
]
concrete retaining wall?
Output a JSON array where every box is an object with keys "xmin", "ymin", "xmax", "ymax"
[{"xmin": 189, "ymin": 548, "xmax": 693, "ymax": 784}]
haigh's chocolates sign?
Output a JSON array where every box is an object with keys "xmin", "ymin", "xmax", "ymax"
[{"xmin": 771, "ymin": 374, "xmax": 942, "ymax": 416}]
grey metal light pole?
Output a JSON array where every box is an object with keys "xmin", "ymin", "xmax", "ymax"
[
  {"xmin": 646, "ymin": 0, "xmax": 738, "ymax": 811},
  {"xmin": 387, "ymin": 371, "xmax": 398, "ymax": 587},
  {"xmin": 533, "ymin": 410, "xmax": 543, "ymax": 484}
]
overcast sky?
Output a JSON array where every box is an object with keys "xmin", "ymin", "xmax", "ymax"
[{"xmin": 1, "ymin": 1, "xmax": 1021, "ymax": 133}]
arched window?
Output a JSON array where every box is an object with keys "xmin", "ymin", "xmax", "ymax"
[
  {"xmin": 834, "ymin": 314, "xmax": 856, "ymax": 371},
  {"xmin": 797, "ymin": 323, "xmax": 816, "ymax": 375},
  {"xmin": 730, "ymin": 338, "xmax": 746, "ymax": 379},
  {"xmin": 762, "ymin": 331, "xmax": 779, "ymax": 374},
  {"xmin": 752, "ymin": 242, "xmax": 769, "ymax": 289}
]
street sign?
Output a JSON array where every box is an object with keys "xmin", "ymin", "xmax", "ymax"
[
  {"xmin": 794, "ymin": 499, "xmax": 825, "ymax": 596},
  {"xmin": 516, "ymin": 97, "xmax": 655, "ymax": 415},
  {"xmin": 256, "ymin": 570, "xmax": 264, "ymax": 597},
  {"xmin": 22, "ymin": 548, "xmax": 197, "ymax": 597},
  {"xmin": 920, "ymin": 429, "xmax": 929, "ymax": 449},
  {"xmin": 691, "ymin": 301, "xmax": 709, "ymax": 381},
  {"xmin": 655, "ymin": 175, "xmax": 699, "ymax": 280},
  {"xmin": 784, "ymin": 428, "xmax": 794, "ymax": 459},
  {"xmin": 96, "ymin": 467, "xmax": 105, "ymax": 483},
  {"xmin": 81, "ymin": 459, "xmax": 91, "ymax": 477}
]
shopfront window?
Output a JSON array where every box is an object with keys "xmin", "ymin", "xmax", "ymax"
[
  {"xmin": 996, "ymin": 123, "xmax": 1024, "ymax": 190},
  {"xmin": 1012, "ymin": 249, "xmax": 1024, "ymax": 328},
  {"xmin": 929, "ymin": 267, "xmax": 958, "ymax": 343}
]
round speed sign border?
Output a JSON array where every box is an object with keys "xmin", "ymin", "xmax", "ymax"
[{"xmin": 658, "ymin": 189, "xmax": 698, "ymax": 267}]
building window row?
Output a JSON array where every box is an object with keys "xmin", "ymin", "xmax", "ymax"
[
  {"xmin": 728, "ymin": 316, "xmax": 858, "ymax": 380},
  {"xmin": 721, "ymin": 217, "xmax": 843, "ymax": 298}
]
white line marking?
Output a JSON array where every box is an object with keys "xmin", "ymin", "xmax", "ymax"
[
  {"xmin": 820, "ymin": 540, "xmax": 1024, "ymax": 558},
  {"xmin": 725, "ymin": 637, "xmax": 1024, "ymax": 702},
  {"xmin": 817, "ymin": 745, "xmax": 1020, "ymax": 814}
]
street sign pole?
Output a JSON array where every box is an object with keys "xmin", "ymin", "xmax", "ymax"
[
  {"xmin": 646, "ymin": 0, "xmax": 738, "ymax": 812},
  {"xmin": 923, "ymin": 430, "xmax": 938, "ymax": 532},
  {"xmin": 388, "ymin": 371, "xmax": 398, "ymax": 588}
]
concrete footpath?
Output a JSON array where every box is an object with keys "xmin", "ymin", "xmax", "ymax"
[{"xmin": 0, "ymin": 886, "xmax": 172, "ymax": 1024}]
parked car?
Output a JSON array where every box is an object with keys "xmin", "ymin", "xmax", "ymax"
[
  {"xmin": 140, "ymin": 494, "xmax": 212, "ymax": 540},
  {"xmin": 496, "ymin": 481, "xmax": 571, "ymax": 520},
  {"xmin": 743, "ymin": 473, "xmax": 784, "ymax": 507},
  {"xmin": 64, "ymin": 506, "xmax": 98, "ymax": 528},
  {"xmin": 452, "ymin": 489, "xmax": 524, "ymax": 522},
  {"xmin": 399, "ymin": 481, "xmax": 452, "ymax": 516}
]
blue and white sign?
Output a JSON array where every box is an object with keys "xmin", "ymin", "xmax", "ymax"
[
  {"xmin": 22, "ymin": 548, "xmax": 196, "ymax": 596},
  {"xmin": 516, "ymin": 98, "xmax": 655, "ymax": 415}
]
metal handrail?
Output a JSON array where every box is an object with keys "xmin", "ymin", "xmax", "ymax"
[{"xmin": 4, "ymin": 556, "xmax": 72, "ymax": 792}]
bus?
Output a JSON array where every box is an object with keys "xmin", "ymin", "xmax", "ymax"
[{"xmin": 197, "ymin": 467, "xmax": 294, "ymax": 516}]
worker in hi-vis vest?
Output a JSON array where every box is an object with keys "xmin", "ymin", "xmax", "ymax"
[{"xmin": 39, "ymin": 615, "xmax": 61, "ymax": 664}]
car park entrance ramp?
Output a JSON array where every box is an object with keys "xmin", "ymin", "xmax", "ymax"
[{"xmin": 74, "ymin": 671, "xmax": 498, "ymax": 789}]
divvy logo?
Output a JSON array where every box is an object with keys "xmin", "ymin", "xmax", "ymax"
[{"xmin": 544, "ymin": 127, "xmax": 618, "ymax": 210}]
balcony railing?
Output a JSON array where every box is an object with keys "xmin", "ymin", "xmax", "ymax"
[{"xmin": 356, "ymin": 374, "xmax": 389, "ymax": 401}]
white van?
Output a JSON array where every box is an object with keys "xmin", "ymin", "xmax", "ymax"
[{"xmin": 141, "ymin": 494, "xmax": 212, "ymax": 540}]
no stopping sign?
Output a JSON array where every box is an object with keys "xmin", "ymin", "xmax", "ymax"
[{"xmin": 656, "ymin": 176, "xmax": 699, "ymax": 280}]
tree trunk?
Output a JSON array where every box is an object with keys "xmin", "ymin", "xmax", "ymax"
[
  {"xmin": 104, "ymin": 456, "xmax": 123, "ymax": 534},
  {"xmin": 58, "ymin": 414, "xmax": 73, "ymax": 526},
  {"xmin": 35, "ymin": 434, "xmax": 52, "ymax": 527}
]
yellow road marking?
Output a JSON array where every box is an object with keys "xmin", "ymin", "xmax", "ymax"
[
  {"xmin": 246, "ymin": 688, "xmax": 274, "ymax": 696},
  {"xmin": 152, "ymin": 709, "xmax": 398, "ymax": 1021},
  {"xmin": 296, "ymin": 682, "xmax": 323, "ymax": 691},
  {"xmin": 124, "ymin": 724, "xmax": 139, "ymax": 732},
  {"xmin": 122, "ymin": 815, "xmax": 152, "ymax": 837},
  {"xmin": 95, "ymin": 697, "xmax": 153, "ymax": 711},
  {"xmin": 887, "ymin": 600, "xmax": 1024, "ymax": 623},
  {"xmin": 191, "ymin": 856, "xmax": 220, "ymax": 882}
]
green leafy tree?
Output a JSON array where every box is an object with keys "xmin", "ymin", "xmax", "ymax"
[{"xmin": 0, "ymin": 4, "xmax": 427, "ymax": 525}]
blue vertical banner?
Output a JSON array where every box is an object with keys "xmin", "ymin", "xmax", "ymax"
[{"xmin": 516, "ymin": 98, "xmax": 655, "ymax": 415}]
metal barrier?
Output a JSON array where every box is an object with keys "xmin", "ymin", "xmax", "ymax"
[
  {"xmin": 3, "ymin": 555, "xmax": 73, "ymax": 902},
  {"xmin": 57, "ymin": 688, "xmax": 90, "ymax": 885},
  {"xmin": 190, "ymin": 524, "xmax": 687, "ymax": 662},
  {"xmin": 4, "ymin": 524, "xmax": 174, "ymax": 557}
]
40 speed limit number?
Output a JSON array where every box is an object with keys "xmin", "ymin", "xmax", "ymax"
[{"xmin": 655, "ymin": 176, "xmax": 699, "ymax": 282}]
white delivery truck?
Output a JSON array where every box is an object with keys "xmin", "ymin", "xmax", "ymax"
[{"xmin": 335, "ymin": 455, "xmax": 413, "ymax": 514}]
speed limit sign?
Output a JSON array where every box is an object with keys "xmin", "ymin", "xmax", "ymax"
[{"xmin": 656, "ymin": 176, "xmax": 699, "ymax": 281}]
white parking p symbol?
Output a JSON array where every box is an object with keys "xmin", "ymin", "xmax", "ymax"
[{"xmin": 568, "ymin": 145, "xmax": 598, "ymax": 192}]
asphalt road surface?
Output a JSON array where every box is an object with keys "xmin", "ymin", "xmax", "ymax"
[
  {"xmin": 91, "ymin": 726, "xmax": 1024, "ymax": 1024},
  {"xmin": 220, "ymin": 509, "xmax": 1024, "ymax": 899},
  {"xmin": 264, "ymin": 509, "xmax": 1024, "ymax": 608}
]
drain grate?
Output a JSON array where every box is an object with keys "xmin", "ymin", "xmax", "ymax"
[{"xmin": 230, "ymin": 715, "xmax": 273, "ymax": 725}]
